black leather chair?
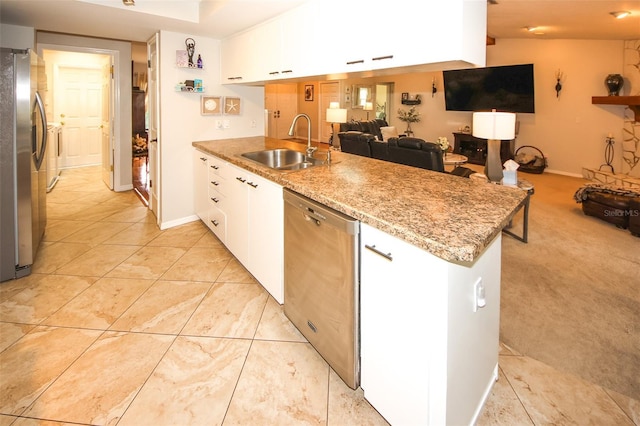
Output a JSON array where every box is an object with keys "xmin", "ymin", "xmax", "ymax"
[
  {"xmin": 388, "ymin": 137, "xmax": 445, "ymax": 172},
  {"xmin": 339, "ymin": 131, "xmax": 374, "ymax": 157}
]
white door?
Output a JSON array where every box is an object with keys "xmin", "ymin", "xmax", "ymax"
[
  {"xmin": 265, "ymin": 83, "xmax": 297, "ymax": 140},
  {"xmin": 101, "ymin": 61, "xmax": 113, "ymax": 189},
  {"xmin": 56, "ymin": 66, "xmax": 103, "ymax": 168},
  {"xmin": 319, "ymin": 81, "xmax": 341, "ymax": 143},
  {"xmin": 147, "ymin": 33, "xmax": 160, "ymax": 222}
]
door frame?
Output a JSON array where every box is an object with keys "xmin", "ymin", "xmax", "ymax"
[{"xmin": 39, "ymin": 43, "xmax": 120, "ymax": 191}]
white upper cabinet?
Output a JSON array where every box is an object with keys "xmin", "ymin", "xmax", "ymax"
[{"xmin": 221, "ymin": 0, "xmax": 486, "ymax": 84}]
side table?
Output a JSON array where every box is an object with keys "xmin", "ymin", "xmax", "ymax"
[
  {"xmin": 443, "ymin": 153, "xmax": 468, "ymax": 168},
  {"xmin": 503, "ymin": 179, "xmax": 534, "ymax": 243}
]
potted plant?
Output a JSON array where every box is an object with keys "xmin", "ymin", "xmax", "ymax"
[{"xmin": 397, "ymin": 106, "xmax": 420, "ymax": 136}]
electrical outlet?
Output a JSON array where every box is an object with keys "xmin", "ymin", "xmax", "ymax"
[
  {"xmin": 215, "ymin": 120, "xmax": 222, "ymax": 129},
  {"xmin": 473, "ymin": 277, "xmax": 486, "ymax": 312},
  {"xmin": 251, "ymin": 120, "xmax": 256, "ymax": 128},
  {"xmin": 223, "ymin": 119, "xmax": 230, "ymax": 129}
]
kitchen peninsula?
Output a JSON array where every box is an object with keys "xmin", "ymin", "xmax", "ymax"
[
  {"xmin": 193, "ymin": 136, "xmax": 527, "ymax": 426},
  {"xmin": 193, "ymin": 136, "xmax": 526, "ymax": 262}
]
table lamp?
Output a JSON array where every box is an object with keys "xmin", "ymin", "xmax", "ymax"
[
  {"xmin": 364, "ymin": 102, "xmax": 374, "ymax": 120},
  {"xmin": 326, "ymin": 105, "xmax": 347, "ymax": 148},
  {"xmin": 472, "ymin": 110, "xmax": 516, "ymax": 183}
]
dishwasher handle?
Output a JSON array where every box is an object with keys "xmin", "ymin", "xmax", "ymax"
[{"xmin": 304, "ymin": 213, "xmax": 321, "ymax": 226}]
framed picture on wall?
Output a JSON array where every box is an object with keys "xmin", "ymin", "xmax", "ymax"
[
  {"xmin": 201, "ymin": 96, "xmax": 221, "ymax": 115},
  {"xmin": 304, "ymin": 85, "xmax": 314, "ymax": 101},
  {"xmin": 401, "ymin": 92, "xmax": 409, "ymax": 101},
  {"xmin": 224, "ymin": 97, "xmax": 241, "ymax": 115}
]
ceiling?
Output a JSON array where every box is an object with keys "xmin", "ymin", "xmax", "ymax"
[{"xmin": 0, "ymin": 0, "xmax": 638, "ymax": 43}]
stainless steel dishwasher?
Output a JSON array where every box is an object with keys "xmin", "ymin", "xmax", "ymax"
[{"xmin": 283, "ymin": 189, "xmax": 360, "ymax": 389}]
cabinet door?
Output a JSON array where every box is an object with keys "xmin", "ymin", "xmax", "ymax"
[
  {"xmin": 360, "ymin": 223, "xmax": 448, "ymax": 425},
  {"xmin": 193, "ymin": 150, "xmax": 209, "ymax": 222},
  {"xmin": 221, "ymin": 29, "xmax": 260, "ymax": 84},
  {"xmin": 220, "ymin": 163, "xmax": 249, "ymax": 265},
  {"xmin": 247, "ymin": 173, "xmax": 284, "ymax": 303}
]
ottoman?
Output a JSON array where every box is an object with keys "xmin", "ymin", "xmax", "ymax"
[
  {"xmin": 629, "ymin": 198, "xmax": 640, "ymax": 236},
  {"xmin": 581, "ymin": 192, "xmax": 632, "ymax": 228}
]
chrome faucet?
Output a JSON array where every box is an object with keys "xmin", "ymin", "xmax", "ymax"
[{"xmin": 288, "ymin": 113, "xmax": 317, "ymax": 157}]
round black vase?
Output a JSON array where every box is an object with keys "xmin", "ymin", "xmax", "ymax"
[{"xmin": 605, "ymin": 74, "xmax": 624, "ymax": 96}]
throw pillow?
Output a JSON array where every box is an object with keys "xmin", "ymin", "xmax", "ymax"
[{"xmin": 380, "ymin": 126, "xmax": 399, "ymax": 141}]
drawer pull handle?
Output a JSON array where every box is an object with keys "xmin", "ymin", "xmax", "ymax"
[
  {"xmin": 211, "ymin": 197, "xmax": 219, "ymax": 203},
  {"xmin": 365, "ymin": 244, "xmax": 393, "ymax": 261},
  {"xmin": 210, "ymin": 165, "xmax": 219, "ymax": 170},
  {"xmin": 236, "ymin": 177, "xmax": 246, "ymax": 183},
  {"xmin": 211, "ymin": 181, "xmax": 219, "ymax": 186},
  {"xmin": 247, "ymin": 181, "xmax": 258, "ymax": 188},
  {"xmin": 210, "ymin": 219, "xmax": 219, "ymax": 227},
  {"xmin": 199, "ymin": 157, "xmax": 206, "ymax": 161},
  {"xmin": 346, "ymin": 59, "xmax": 364, "ymax": 65},
  {"xmin": 372, "ymin": 55, "xmax": 393, "ymax": 61}
]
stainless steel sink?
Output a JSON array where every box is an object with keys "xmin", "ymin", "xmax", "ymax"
[{"xmin": 241, "ymin": 149, "xmax": 323, "ymax": 170}]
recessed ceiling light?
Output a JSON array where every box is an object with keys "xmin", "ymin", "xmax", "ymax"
[
  {"xmin": 122, "ymin": 0, "xmax": 135, "ymax": 6},
  {"xmin": 610, "ymin": 11, "xmax": 631, "ymax": 19}
]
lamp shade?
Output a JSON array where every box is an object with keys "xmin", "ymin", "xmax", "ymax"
[
  {"xmin": 364, "ymin": 102, "xmax": 374, "ymax": 111},
  {"xmin": 326, "ymin": 108, "xmax": 347, "ymax": 123},
  {"xmin": 472, "ymin": 111, "xmax": 516, "ymax": 140},
  {"xmin": 329, "ymin": 101, "xmax": 340, "ymax": 109}
]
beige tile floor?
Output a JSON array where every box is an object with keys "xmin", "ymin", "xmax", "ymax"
[{"xmin": 1, "ymin": 166, "xmax": 638, "ymax": 426}]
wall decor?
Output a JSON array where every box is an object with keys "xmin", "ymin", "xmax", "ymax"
[
  {"xmin": 185, "ymin": 37, "xmax": 196, "ymax": 67},
  {"xmin": 176, "ymin": 50, "xmax": 188, "ymax": 68},
  {"xmin": 201, "ymin": 96, "xmax": 221, "ymax": 115},
  {"xmin": 305, "ymin": 85, "xmax": 314, "ymax": 101},
  {"xmin": 224, "ymin": 97, "xmax": 241, "ymax": 115}
]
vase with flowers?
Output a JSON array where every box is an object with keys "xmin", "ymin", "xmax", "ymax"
[
  {"xmin": 397, "ymin": 106, "xmax": 420, "ymax": 136},
  {"xmin": 437, "ymin": 136, "xmax": 450, "ymax": 158}
]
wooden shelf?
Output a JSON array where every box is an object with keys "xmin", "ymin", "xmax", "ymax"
[{"xmin": 592, "ymin": 96, "xmax": 640, "ymax": 122}]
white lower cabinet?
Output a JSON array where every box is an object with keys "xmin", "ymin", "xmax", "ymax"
[
  {"xmin": 194, "ymin": 149, "xmax": 284, "ymax": 303},
  {"xmin": 360, "ymin": 223, "xmax": 501, "ymax": 426}
]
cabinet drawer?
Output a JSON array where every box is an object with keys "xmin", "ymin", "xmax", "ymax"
[
  {"xmin": 208, "ymin": 206, "xmax": 226, "ymax": 241},
  {"xmin": 208, "ymin": 174, "xmax": 227, "ymax": 196},
  {"xmin": 208, "ymin": 156, "xmax": 226, "ymax": 177},
  {"xmin": 208, "ymin": 187, "xmax": 226, "ymax": 210}
]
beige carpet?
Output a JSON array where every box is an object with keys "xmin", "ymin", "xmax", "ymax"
[{"xmin": 496, "ymin": 169, "xmax": 640, "ymax": 400}]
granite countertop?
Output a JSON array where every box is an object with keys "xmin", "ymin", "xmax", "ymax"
[{"xmin": 193, "ymin": 136, "xmax": 527, "ymax": 264}]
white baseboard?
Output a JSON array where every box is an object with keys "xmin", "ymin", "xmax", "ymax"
[
  {"xmin": 159, "ymin": 215, "xmax": 199, "ymax": 230},
  {"xmin": 544, "ymin": 168, "xmax": 584, "ymax": 178}
]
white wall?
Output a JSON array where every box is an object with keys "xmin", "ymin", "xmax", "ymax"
[
  {"xmin": 336, "ymin": 39, "xmax": 628, "ymax": 177},
  {"xmin": 158, "ymin": 30, "xmax": 265, "ymax": 229}
]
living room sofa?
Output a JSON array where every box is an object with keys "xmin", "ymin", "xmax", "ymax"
[{"xmin": 338, "ymin": 130, "xmax": 475, "ymax": 177}]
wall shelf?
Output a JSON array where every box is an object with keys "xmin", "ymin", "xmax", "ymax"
[{"xmin": 592, "ymin": 96, "xmax": 640, "ymax": 122}]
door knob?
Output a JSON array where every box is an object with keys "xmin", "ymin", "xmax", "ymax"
[{"xmin": 60, "ymin": 113, "xmax": 65, "ymax": 118}]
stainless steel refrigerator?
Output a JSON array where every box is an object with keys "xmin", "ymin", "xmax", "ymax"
[{"xmin": 1, "ymin": 48, "xmax": 48, "ymax": 282}]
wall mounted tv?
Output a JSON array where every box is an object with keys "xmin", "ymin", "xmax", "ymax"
[{"xmin": 443, "ymin": 64, "xmax": 535, "ymax": 113}]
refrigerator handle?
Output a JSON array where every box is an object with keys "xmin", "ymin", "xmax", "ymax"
[{"xmin": 33, "ymin": 91, "xmax": 48, "ymax": 170}]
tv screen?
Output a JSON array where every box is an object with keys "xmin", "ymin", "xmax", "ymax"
[{"xmin": 443, "ymin": 64, "xmax": 535, "ymax": 113}]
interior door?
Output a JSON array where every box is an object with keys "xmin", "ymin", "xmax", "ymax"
[
  {"xmin": 147, "ymin": 33, "xmax": 160, "ymax": 222},
  {"xmin": 56, "ymin": 66, "xmax": 103, "ymax": 168},
  {"xmin": 265, "ymin": 83, "xmax": 297, "ymax": 140},
  {"xmin": 101, "ymin": 61, "xmax": 113, "ymax": 189},
  {"xmin": 319, "ymin": 81, "xmax": 341, "ymax": 143}
]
